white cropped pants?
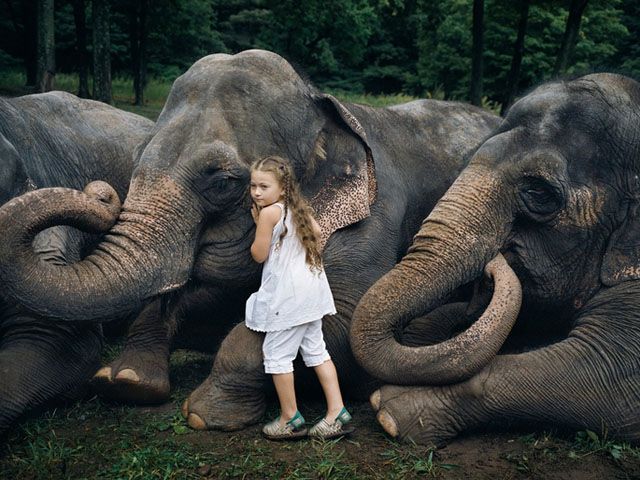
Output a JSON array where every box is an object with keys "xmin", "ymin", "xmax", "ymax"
[{"xmin": 262, "ymin": 319, "xmax": 331, "ymax": 374}]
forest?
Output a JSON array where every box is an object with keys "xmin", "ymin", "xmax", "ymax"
[{"xmin": 0, "ymin": 0, "xmax": 638, "ymax": 112}]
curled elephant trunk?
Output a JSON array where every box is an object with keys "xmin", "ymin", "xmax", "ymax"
[
  {"xmin": 0, "ymin": 173, "xmax": 203, "ymax": 321},
  {"xmin": 351, "ymin": 164, "xmax": 521, "ymax": 384}
]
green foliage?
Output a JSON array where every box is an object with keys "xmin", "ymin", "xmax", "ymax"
[
  {"xmin": 570, "ymin": 429, "xmax": 640, "ymax": 461},
  {"xmin": 0, "ymin": 0, "xmax": 639, "ymax": 110},
  {"xmin": 379, "ymin": 443, "xmax": 459, "ymax": 477}
]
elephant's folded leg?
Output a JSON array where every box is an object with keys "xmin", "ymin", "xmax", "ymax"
[
  {"xmin": 92, "ymin": 299, "xmax": 171, "ymax": 404},
  {"xmin": 373, "ymin": 319, "xmax": 640, "ymax": 445},
  {"xmin": 0, "ymin": 312, "xmax": 101, "ymax": 435},
  {"xmin": 183, "ymin": 322, "xmax": 268, "ymax": 431},
  {"xmin": 400, "ymin": 302, "xmax": 473, "ymax": 347}
]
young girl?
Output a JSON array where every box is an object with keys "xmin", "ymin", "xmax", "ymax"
[{"xmin": 246, "ymin": 155, "xmax": 353, "ymax": 441}]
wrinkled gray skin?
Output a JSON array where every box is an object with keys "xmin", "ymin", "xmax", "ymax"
[
  {"xmin": 351, "ymin": 73, "xmax": 640, "ymax": 446},
  {"xmin": 0, "ymin": 91, "xmax": 153, "ymax": 435},
  {"xmin": 0, "ymin": 50, "xmax": 500, "ymax": 430}
]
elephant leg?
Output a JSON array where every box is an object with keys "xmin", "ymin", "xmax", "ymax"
[
  {"xmin": 370, "ymin": 323, "xmax": 640, "ymax": 446},
  {"xmin": 400, "ymin": 302, "xmax": 473, "ymax": 347},
  {"xmin": 183, "ymin": 306, "xmax": 379, "ymax": 431},
  {"xmin": 92, "ymin": 298, "xmax": 172, "ymax": 403},
  {"xmin": 0, "ymin": 307, "xmax": 102, "ymax": 434},
  {"xmin": 92, "ymin": 284, "xmax": 247, "ymax": 404},
  {"xmin": 182, "ymin": 322, "xmax": 268, "ymax": 431}
]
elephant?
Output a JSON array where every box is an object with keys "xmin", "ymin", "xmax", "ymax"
[
  {"xmin": 0, "ymin": 49, "xmax": 500, "ymax": 430},
  {"xmin": 350, "ymin": 73, "xmax": 640, "ymax": 446},
  {"xmin": 0, "ymin": 91, "xmax": 153, "ymax": 435}
]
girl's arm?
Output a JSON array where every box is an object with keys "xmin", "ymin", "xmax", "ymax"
[{"xmin": 250, "ymin": 204, "xmax": 281, "ymax": 263}]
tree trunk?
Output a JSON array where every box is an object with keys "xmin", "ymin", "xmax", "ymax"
[
  {"xmin": 36, "ymin": 0, "xmax": 55, "ymax": 93},
  {"xmin": 72, "ymin": 0, "xmax": 90, "ymax": 98},
  {"xmin": 92, "ymin": 0, "xmax": 111, "ymax": 104},
  {"xmin": 500, "ymin": 0, "xmax": 530, "ymax": 116},
  {"xmin": 12, "ymin": 0, "xmax": 37, "ymax": 87},
  {"xmin": 553, "ymin": 0, "xmax": 589, "ymax": 76},
  {"xmin": 470, "ymin": 0, "xmax": 484, "ymax": 106},
  {"xmin": 129, "ymin": 0, "xmax": 149, "ymax": 106}
]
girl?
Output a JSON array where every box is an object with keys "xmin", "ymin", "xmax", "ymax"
[{"xmin": 246, "ymin": 155, "xmax": 353, "ymax": 441}]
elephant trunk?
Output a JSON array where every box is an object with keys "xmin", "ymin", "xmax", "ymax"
[
  {"xmin": 351, "ymin": 164, "xmax": 521, "ymax": 384},
  {"xmin": 0, "ymin": 172, "xmax": 203, "ymax": 321}
]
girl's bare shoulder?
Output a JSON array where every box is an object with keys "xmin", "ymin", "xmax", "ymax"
[{"xmin": 258, "ymin": 204, "xmax": 282, "ymax": 224}]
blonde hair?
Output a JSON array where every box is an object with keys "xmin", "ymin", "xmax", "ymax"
[{"xmin": 250, "ymin": 156, "xmax": 323, "ymax": 270}]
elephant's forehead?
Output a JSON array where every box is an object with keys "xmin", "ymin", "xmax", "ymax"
[
  {"xmin": 510, "ymin": 88, "xmax": 570, "ymax": 135},
  {"xmin": 183, "ymin": 49, "xmax": 300, "ymax": 88}
]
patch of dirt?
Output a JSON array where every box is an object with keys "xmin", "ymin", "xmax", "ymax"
[{"xmin": 177, "ymin": 401, "xmax": 640, "ymax": 479}]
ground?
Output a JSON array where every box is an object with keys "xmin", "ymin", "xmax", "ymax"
[{"xmin": 1, "ymin": 349, "xmax": 640, "ymax": 479}]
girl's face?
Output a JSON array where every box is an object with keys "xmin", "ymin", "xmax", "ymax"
[{"xmin": 250, "ymin": 170, "xmax": 284, "ymax": 207}]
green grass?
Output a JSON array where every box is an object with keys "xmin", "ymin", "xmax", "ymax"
[
  {"xmin": 328, "ymin": 90, "xmax": 419, "ymax": 108},
  {"xmin": 570, "ymin": 429, "xmax": 640, "ymax": 461},
  {"xmin": 0, "ymin": 71, "xmax": 168, "ymax": 120},
  {"xmin": 0, "ymin": 70, "xmax": 498, "ymax": 122}
]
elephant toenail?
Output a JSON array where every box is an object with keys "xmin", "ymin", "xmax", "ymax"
[
  {"xmin": 377, "ymin": 410, "xmax": 399, "ymax": 438},
  {"xmin": 181, "ymin": 399, "xmax": 190, "ymax": 418},
  {"xmin": 188, "ymin": 413, "xmax": 206, "ymax": 430},
  {"xmin": 115, "ymin": 369, "xmax": 139, "ymax": 383},
  {"xmin": 94, "ymin": 366, "xmax": 112, "ymax": 380},
  {"xmin": 370, "ymin": 390, "xmax": 381, "ymax": 411}
]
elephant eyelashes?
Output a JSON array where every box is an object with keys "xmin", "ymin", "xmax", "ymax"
[{"xmin": 519, "ymin": 178, "xmax": 563, "ymax": 218}]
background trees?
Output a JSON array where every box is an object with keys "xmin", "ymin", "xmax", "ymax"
[{"xmin": 0, "ymin": 0, "xmax": 637, "ymax": 108}]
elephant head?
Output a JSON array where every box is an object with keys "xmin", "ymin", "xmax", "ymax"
[
  {"xmin": 351, "ymin": 73, "xmax": 640, "ymax": 384},
  {"xmin": 0, "ymin": 50, "xmax": 376, "ymax": 321}
]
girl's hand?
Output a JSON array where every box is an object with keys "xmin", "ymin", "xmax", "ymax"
[{"xmin": 251, "ymin": 202, "xmax": 261, "ymax": 223}]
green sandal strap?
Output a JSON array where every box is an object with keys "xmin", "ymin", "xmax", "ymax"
[
  {"xmin": 335, "ymin": 407, "xmax": 352, "ymax": 425},
  {"xmin": 287, "ymin": 411, "xmax": 306, "ymax": 430}
]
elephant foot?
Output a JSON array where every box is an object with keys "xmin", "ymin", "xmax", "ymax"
[
  {"xmin": 180, "ymin": 399, "xmax": 207, "ymax": 430},
  {"xmin": 370, "ymin": 385, "xmax": 462, "ymax": 447},
  {"xmin": 180, "ymin": 322, "xmax": 268, "ymax": 430},
  {"xmin": 181, "ymin": 375, "xmax": 266, "ymax": 431},
  {"xmin": 91, "ymin": 351, "xmax": 170, "ymax": 404}
]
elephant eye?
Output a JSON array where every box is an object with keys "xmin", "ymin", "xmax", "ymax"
[{"xmin": 519, "ymin": 178, "xmax": 563, "ymax": 218}]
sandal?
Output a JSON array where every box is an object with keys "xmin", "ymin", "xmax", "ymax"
[
  {"xmin": 262, "ymin": 410, "xmax": 308, "ymax": 441},
  {"xmin": 309, "ymin": 407, "xmax": 354, "ymax": 439}
]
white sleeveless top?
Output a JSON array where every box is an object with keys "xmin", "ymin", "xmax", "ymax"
[{"xmin": 245, "ymin": 203, "xmax": 336, "ymax": 332}]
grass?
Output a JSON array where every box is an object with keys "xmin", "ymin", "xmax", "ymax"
[
  {"xmin": 570, "ymin": 429, "xmax": 640, "ymax": 461},
  {"xmin": 3, "ymin": 345, "xmax": 640, "ymax": 480},
  {"xmin": 0, "ymin": 71, "xmax": 169, "ymax": 120},
  {"xmin": 0, "ymin": 70, "xmax": 503, "ymax": 121}
]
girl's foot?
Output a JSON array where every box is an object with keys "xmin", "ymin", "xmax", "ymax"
[
  {"xmin": 262, "ymin": 410, "xmax": 308, "ymax": 441},
  {"xmin": 309, "ymin": 407, "xmax": 354, "ymax": 439}
]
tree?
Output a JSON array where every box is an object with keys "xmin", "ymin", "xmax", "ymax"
[
  {"xmin": 501, "ymin": 0, "xmax": 530, "ymax": 115},
  {"xmin": 129, "ymin": 0, "xmax": 149, "ymax": 105},
  {"xmin": 36, "ymin": 0, "xmax": 55, "ymax": 92},
  {"xmin": 553, "ymin": 0, "xmax": 588, "ymax": 76},
  {"xmin": 92, "ymin": 0, "xmax": 111, "ymax": 103},
  {"xmin": 72, "ymin": 0, "xmax": 89, "ymax": 97},
  {"xmin": 470, "ymin": 0, "xmax": 484, "ymax": 105}
]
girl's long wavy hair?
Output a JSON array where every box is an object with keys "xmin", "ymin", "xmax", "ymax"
[{"xmin": 250, "ymin": 156, "xmax": 323, "ymax": 270}]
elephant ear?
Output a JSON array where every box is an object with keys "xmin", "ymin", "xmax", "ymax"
[
  {"xmin": 302, "ymin": 94, "xmax": 377, "ymax": 248},
  {"xmin": 0, "ymin": 134, "xmax": 32, "ymax": 205},
  {"xmin": 601, "ymin": 200, "xmax": 640, "ymax": 286}
]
